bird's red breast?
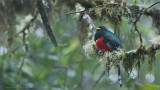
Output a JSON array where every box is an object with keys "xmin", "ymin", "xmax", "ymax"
[{"xmin": 96, "ymin": 36, "xmax": 111, "ymax": 52}]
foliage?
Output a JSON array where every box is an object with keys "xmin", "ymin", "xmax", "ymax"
[
  {"xmin": 141, "ymin": 84, "xmax": 160, "ymax": 90},
  {"xmin": 0, "ymin": 0, "xmax": 160, "ymax": 90}
]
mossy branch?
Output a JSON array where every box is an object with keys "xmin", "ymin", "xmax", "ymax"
[
  {"xmin": 133, "ymin": 1, "xmax": 160, "ymax": 47},
  {"xmin": 123, "ymin": 43, "xmax": 160, "ymax": 72}
]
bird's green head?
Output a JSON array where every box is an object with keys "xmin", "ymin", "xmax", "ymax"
[
  {"xmin": 96, "ymin": 26, "xmax": 107, "ymax": 31},
  {"xmin": 94, "ymin": 26, "xmax": 108, "ymax": 41}
]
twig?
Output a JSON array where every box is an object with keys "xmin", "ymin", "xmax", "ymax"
[
  {"xmin": 15, "ymin": 11, "xmax": 38, "ymax": 37},
  {"xmin": 16, "ymin": 56, "xmax": 25, "ymax": 90},
  {"xmin": 134, "ymin": 25, "xmax": 143, "ymax": 46},
  {"xmin": 94, "ymin": 71, "xmax": 105, "ymax": 87},
  {"xmin": 133, "ymin": 2, "xmax": 160, "ymax": 46},
  {"xmin": 11, "ymin": 45, "xmax": 23, "ymax": 53},
  {"xmin": 66, "ymin": 10, "xmax": 86, "ymax": 15},
  {"xmin": 17, "ymin": 58, "xmax": 25, "ymax": 81},
  {"xmin": 64, "ymin": 68, "xmax": 67, "ymax": 90},
  {"xmin": 37, "ymin": 0, "xmax": 58, "ymax": 47},
  {"xmin": 134, "ymin": 1, "xmax": 160, "ymax": 25},
  {"xmin": 92, "ymin": 63, "xmax": 100, "ymax": 74},
  {"xmin": 22, "ymin": 31, "xmax": 28, "ymax": 52}
]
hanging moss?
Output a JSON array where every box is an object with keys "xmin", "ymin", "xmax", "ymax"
[
  {"xmin": 122, "ymin": 52, "xmax": 136, "ymax": 74},
  {"xmin": 77, "ymin": 13, "xmax": 89, "ymax": 45},
  {"xmin": 146, "ymin": 45, "xmax": 156, "ymax": 72},
  {"xmin": 122, "ymin": 46, "xmax": 146, "ymax": 75},
  {"xmin": 148, "ymin": 52, "xmax": 156, "ymax": 72}
]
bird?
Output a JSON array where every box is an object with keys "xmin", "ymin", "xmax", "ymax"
[
  {"xmin": 94, "ymin": 26, "xmax": 122, "ymax": 87},
  {"xmin": 94, "ymin": 26, "xmax": 121, "ymax": 52}
]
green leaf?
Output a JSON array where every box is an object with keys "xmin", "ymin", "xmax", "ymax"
[{"xmin": 141, "ymin": 84, "xmax": 160, "ymax": 90}]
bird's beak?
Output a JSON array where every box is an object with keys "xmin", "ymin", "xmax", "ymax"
[{"xmin": 96, "ymin": 28, "xmax": 101, "ymax": 30}]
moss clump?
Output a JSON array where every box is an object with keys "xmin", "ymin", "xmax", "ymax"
[
  {"xmin": 122, "ymin": 46, "xmax": 146, "ymax": 75},
  {"xmin": 98, "ymin": 48, "xmax": 124, "ymax": 68},
  {"xmin": 122, "ymin": 52, "xmax": 136, "ymax": 75}
]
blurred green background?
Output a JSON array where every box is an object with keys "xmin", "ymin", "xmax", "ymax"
[{"xmin": 0, "ymin": 0, "xmax": 160, "ymax": 90}]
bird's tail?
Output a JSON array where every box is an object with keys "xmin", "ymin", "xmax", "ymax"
[{"xmin": 117, "ymin": 64, "xmax": 122, "ymax": 87}]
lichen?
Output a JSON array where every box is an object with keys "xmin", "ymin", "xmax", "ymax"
[
  {"xmin": 15, "ymin": 14, "xmax": 33, "ymax": 32},
  {"xmin": 98, "ymin": 48, "xmax": 124, "ymax": 68},
  {"xmin": 83, "ymin": 39, "xmax": 95, "ymax": 55},
  {"xmin": 149, "ymin": 36, "xmax": 160, "ymax": 44},
  {"xmin": 75, "ymin": 3, "xmax": 85, "ymax": 19}
]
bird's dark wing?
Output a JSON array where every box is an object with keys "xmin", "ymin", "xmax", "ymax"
[
  {"xmin": 94, "ymin": 33, "xmax": 98, "ymax": 41},
  {"xmin": 103, "ymin": 34, "xmax": 120, "ymax": 51}
]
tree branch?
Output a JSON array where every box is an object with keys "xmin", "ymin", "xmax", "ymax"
[
  {"xmin": 126, "ymin": 43, "xmax": 160, "ymax": 55},
  {"xmin": 37, "ymin": 0, "xmax": 58, "ymax": 47},
  {"xmin": 66, "ymin": 10, "xmax": 86, "ymax": 15}
]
